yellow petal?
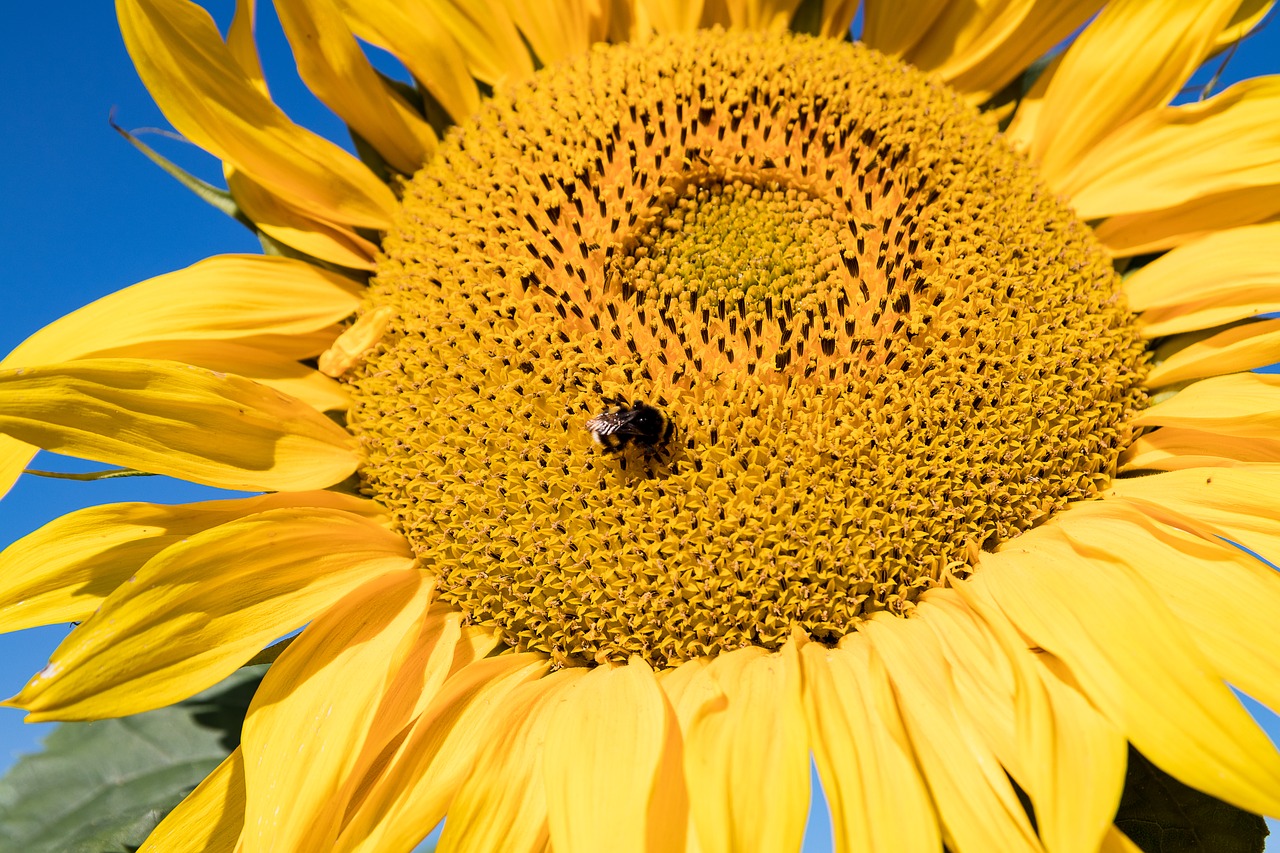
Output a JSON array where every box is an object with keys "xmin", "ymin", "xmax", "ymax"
[
  {"xmin": 1132, "ymin": 372, "xmax": 1280, "ymax": 438},
  {"xmin": 722, "ymin": 0, "xmax": 801, "ymax": 30},
  {"xmin": 949, "ymin": 583, "xmax": 1126, "ymax": 853},
  {"xmin": 6, "ymin": 507, "xmax": 413, "ymax": 721},
  {"xmin": 0, "ymin": 435, "xmax": 37, "ymax": 500},
  {"xmin": 641, "ymin": 0, "xmax": 705, "ymax": 32},
  {"xmin": 240, "ymin": 570, "xmax": 435, "ymax": 852},
  {"xmin": 226, "ymin": 168, "xmax": 380, "ymax": 270},
  {"xmin": 861, "ymin": 0, "xmax": 950, "ymax": 55},
  {"xmin": 863, "ymin": 613, "xmax": 1041, "ymax": 853},
  {"xmin": 1007, "ymin": 0, "xmax": 1241, "ymax": 184},
  {"xmin": 498, "ymin": 0, "xmax": 596, "ymax": 66},
  {"xmin": 116, "ymin": 0, "xmax": 396, "ymax": 229},
  {"xmin": 975, "ymin": 534, "xmax": 1280, "ymax": 816},
  {"xmin": 320, "ymin": 306, "xmax": 394, "ymax": 377},
  {"xmin": 1125, "ymin": 222, "xmax": 1280, "ymax": 336},
  {"xmin": 907, "ymin": 0, "xmax": 1101, "ymax": 103},
  {"xmin": 334, "ymin": 653, "xmax": 550, "ymax": 853},
  {"xmin": 1214, "ymin": 0, "xmax": 1275, "ymax": 49},
  {"xmin": 2, "ymin": 254, "xmax": 361, "ymax": 369},
  {"xmin": 0, "ymin": 490, "xmax": 384, "ymax": 633},
  {"xmin": 1054, "ymin": 502, "xmax": 1280, "ymax": 715},
  {"xmin": 544, "ymin": 658, "xmax": 687, "ymax": 853},
  {"xmin": 139, "ymin": 748, "xmax": 245, "ymax": 853},
  {"xmin": 1101, "ymin": 826, "xmax": 1145, "ymax": 853},
  {"xmin": 1062, "ymin": 78, "xmax": 1280, "ymax": 220},
  {"xmin": 89, "ymin": 339, "xmax": 349, "ymax": 412},
  {"xmin": 1146, "ymin": 320, "xmax": 1280, "ymax": 387},
  {"xmin": 274, "ymin": 0, "xmax": 437, "ymax": 174},
  {"xmin": 334, "ymin": 0, "xmax": 490, "ymax": 119},
  {"xmin": 438, "ymin": 668, "xmax": 588, "ymax": 853},
  {"xmin": 682, "ymin": 646, "xmax": 809, "ymax": 853},
  {"xmin": 1105, "ymin": 467, "xmax": 1280, "ymax": 590},
  {"xmin": 799, "ymin": 637, "xmax": 940, "ymax": 853},
  {"xmin": 1120, "ymin": 427, "xmax": 1280, "ymax": 471},
  {"xmin": 0, "ymin": 358, "xmax": 357, "ymax": 492},
  {"xmin": 1095, "ymin": 185, "xmax": 1280, "ymax": 258},
  {"xmin": 427, "ymin": 0, "xmax": 535, "ymax": 85},
  {"xmin": 227, "ymin": 0, "xmax": 266, "ymax": 96}
]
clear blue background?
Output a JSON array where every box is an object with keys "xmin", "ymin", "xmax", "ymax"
[{"xmin": 1, "ymin": 2, "xmax": 1277, "ymax": 849}]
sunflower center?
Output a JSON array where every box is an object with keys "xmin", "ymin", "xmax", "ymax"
[{"xmin": 346, "ymin": 29, "xmax": 1148, "ymax": 668}]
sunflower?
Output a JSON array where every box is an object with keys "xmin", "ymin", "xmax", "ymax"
[{"xmin": 2, "ymin": 0, "xmax": 1279, "ymax": 849}]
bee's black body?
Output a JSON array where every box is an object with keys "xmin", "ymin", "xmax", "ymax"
[{"xmin": 585, "ymin": 402, "xmax": 674, "ymax": 455}]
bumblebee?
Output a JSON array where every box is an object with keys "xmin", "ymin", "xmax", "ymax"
[{"xmin": 586, "ymin": 401, "xmax": 673, "ymax": 455}]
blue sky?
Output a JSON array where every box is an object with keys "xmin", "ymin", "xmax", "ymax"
[{"xmin": 1, "ymin": 1, "xmax": 1277, "ymax": 848}]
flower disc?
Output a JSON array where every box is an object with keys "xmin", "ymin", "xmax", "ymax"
[{"xmin": 347, "ymin": 29, "xmax": 1148, "ymax": 668}]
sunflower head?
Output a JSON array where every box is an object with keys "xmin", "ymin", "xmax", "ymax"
[{"xmin": 347, "ymin": 29, "xmax": 1148, "ymax": 668}]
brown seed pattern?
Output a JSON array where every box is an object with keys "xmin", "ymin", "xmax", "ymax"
[{"xmin": 345, "ymin": 30, "xmax": 1148, "ymax": 668}]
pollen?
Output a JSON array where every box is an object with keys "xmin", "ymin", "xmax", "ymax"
[{"xmin": 344, "ymin": 29, "xmax": 1148, "ymax": 668}]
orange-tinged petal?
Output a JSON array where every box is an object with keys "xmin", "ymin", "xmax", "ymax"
[
  {"xmin": 1095, "ymin": 187, "xmax": 1280, "ymax": 258},
  {"xmin": 334, "ymin": 653, "xmax": 550, "ymax": 853},
  {"xmin": 951, "ymin": 583, "xmax": 1126, "ymax": 853},
  {"xmin": 1132, "ymin": 372, "xmax": 1280, "ymax": 438},
  {"xmin": 683, "ymin": 645, "xmax": 809, "ymax": 853},
  {"xmin": 908, "ymin": 0, "xmax": 1102, "ymax": 103},
  {"xmin": 722, "ymin": 0, "xmax": 801, "ymax": 30},
  {"xmin": 1101, "ymin": 826, "xmax": 1145, "ymax": 853},
  {"xmin": 0, "ymin": 358, "xmax": 357, "ymax": 492},
  {"xmin": 1146, "ymin": 320, "xmax": 1280, "ymax": 387},
  {"xmin": 139, "ymin": 748, "xmax": 246, "ymax": 853},
  {"xmin": 544, "ymin": 658, "xmax": 687, "ymax": 853},
  {"xmin": 226, "ymin": 168, "xmax": 380, "ymax": 270},
  {"xmin": 426, "ymin": 0, "xmax": 534, "ymax": 85},
  {"xmin": 642, "ymin": 0, "xmax": 705, "ymax": 32},
  {"xmin": 1062, "ymin": 78, "xmax": 1280, "ymax": 220},
  {"xmin": 1054, "ymin": 502, "xmax": 1280, "ymax": 714},
  {"xmin": 117, "ymin": 0, "xmax": 396, "ymax": 229},
  {"xmin": 863, "ymin": 613, "xmax": 1041, "ymax": 853},
  {"xmin": 1125, "ymin": 222, "xmax": 1280, "ymax": 335},
  {"xmin": 499, "ymin": 0, "xmax": 596, "ymax": 66},
  {"xmin": 975, "ymin": 535, "xmax": 1280, "ymax": 816},
  {"xmin": 1, "ymin": 254, "xmax": 361, "ymax": 369},
  {"xmin": 799, "ymin": 637, "xmax": 939, "ymax": 853},
  {"xmin": 439, "ymin": 668, "xmax": 588, "ymax": 853},
  {"xmin": 861, "ymin": 0, "xmax": 949, "ymax": 55},
  {"xmin": 0, "ymin": 435, "xmax": 37, "ymax": 500},
  {"xmin": 5, "ymin": 507, "xmax": 413, "ymax": 721},
  {"xmin": 274, "ymin": 0, "xmax": 436, "ymax": 175},
  {"xmin": 1007, "ymin": 0, "xmax": 1240, "ymax": 184},
  {"xmin": 240, "ymin": 570, "xmax": 435, "ymax": 852},
  {"xmin": 1120, "ymin": 427, "xmax": 1280, "ymax": 471},
  {"xmin": 0, "ymin": 490, "xmax": 384, "ymax": 633},
  {"xmin": 334, "ymin": 0, "xmax": 489, "ymax": 120}
]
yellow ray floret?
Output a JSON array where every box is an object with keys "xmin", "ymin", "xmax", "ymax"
[
  {"xmin": 975, "ymin": 533, "xmax": 1280, "ymax": 817},
  {"xmin": 799, "ymin": 637, "xmax": 941, "ymax": 853},
  {"xmin": 138, "ymin": 748, "xmax": 246, "ymax": 853},
  {"xmin": 0, "ymin": 359, "xmax": 358, "ymax": 492},
  {"xmin": 332, "ymin": 653, "xmax": 550, "ymax": 853},
  {"xmin": 0, "ymin": 490, "xmax": 385, "ymax": 633},
  {"xmin": 117, "ymin": 0, "xmax": 396, "ymax": 230},
  {"xmin": 5, "ymin": 507, "xmax": 414, "ymax": 721},
  {"xmin": 239, "ymin": 571, "xmax": 436, "ymax": 851},
  {"xmin": 1008, "ymin": 0, "xmax": 1241, "ymax": 185},
  {"xmin": 542, "ymin": 659, "xmax": 687, "ymax": 853}
]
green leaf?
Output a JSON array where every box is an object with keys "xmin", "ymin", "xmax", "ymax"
[
  {"xmin": 1116, "ymin": 747, "xmax": 1270, "ymax": 853},
  {"xmin": 0, "ymin": 666, "xmax": 263, "ymax": 853}
]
